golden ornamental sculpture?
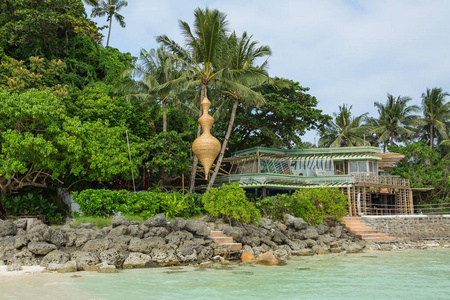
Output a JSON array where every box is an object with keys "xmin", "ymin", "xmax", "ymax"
[{"xmin": 192, "ymin": 97, "xmax": 221, "ymax": 180}]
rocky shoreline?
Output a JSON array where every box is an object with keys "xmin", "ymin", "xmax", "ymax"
[{"xmin": 1, "ymin": 214, "xmax": 449, "ymax": 274}]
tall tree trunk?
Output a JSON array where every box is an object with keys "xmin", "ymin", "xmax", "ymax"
[
  {"xmin": 208, "ymin": 97, "xmax": 239, "ymax": 189},
  {"xmin": 106, "ymin": 15, "xmax": 113, "ymax": 47},
  {"xmin": 430, "ymin": 124, "xmax": 434, "ymax": 149},
  {"xmin": 162, "ymin": 98, "xmax": 167, "ymax": 132},
  {"xmin": 189, "ymin": 84, "xmax": 206, "ymax": 193},
  {"xmin": 0, "ymin": 189, "xmax": 7, "ymax": 220}
]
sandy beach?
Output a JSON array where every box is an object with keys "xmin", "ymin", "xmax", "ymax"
[{"xmin": 0, "ymin": 265, "xmax": 46, "ymax": 279}]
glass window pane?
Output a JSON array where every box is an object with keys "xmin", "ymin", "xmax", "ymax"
[
  {"xmin": 358, "ymin": 161, "xmax": 367, "ymax": 173},
  {"xmin": 350, "ymin": 162, "xmax": 358, "ymax": 173}
]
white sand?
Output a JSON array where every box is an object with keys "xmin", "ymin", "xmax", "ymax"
[{"xmin": 0, "ymin": 265, "xmax": 46, "ymax": 278}]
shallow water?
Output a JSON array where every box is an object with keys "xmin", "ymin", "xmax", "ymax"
[{"xmin": 2, "ymin": 249, "xmax": 450, "ymax": 300}]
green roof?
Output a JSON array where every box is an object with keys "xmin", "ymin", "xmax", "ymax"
[{"xmin": 231, "ymin": 146, "xmax": 381, "ymax": 157}]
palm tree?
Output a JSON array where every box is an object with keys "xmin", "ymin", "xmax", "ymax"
[
  {"xmin": 416, "ymin": 88, "xmax": 449, "ymax": 149},
  {"xmin": 319, "ymin": 104, "xmax": 368, "ymax": 147},
  {"xmin": 157, "ymin": 8, "xmax": 229, "ymax": 192},
  {"xmin": 127, "ymin": 46, "xmax": 184, "ymax": 132},
  {"xmin": 207, "ymin": 31, "xmax": 271, "ymax": 188},
  {"xmin": 368, "ymin": 94, "xmax": 419, "ymax": 150},
  {"xmin": 91, "ymin": 0, "xmax": 128, "ymax": 47}
]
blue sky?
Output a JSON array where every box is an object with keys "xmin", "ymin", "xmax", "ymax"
[{"xmin": 86, "ymin": 0, "xmax": 450, "ymax": 143}]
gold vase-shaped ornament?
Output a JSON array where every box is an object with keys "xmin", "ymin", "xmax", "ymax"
[{"xmin": 192, "ymin": 97, "xmax": 221, "ymax": 180}]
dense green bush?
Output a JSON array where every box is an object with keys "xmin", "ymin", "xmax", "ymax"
[
  {"xmin": 4, "ymin": 192, "xmax": 64, "ymax": 224},
  {"xmin": 72, "ymin": 189, "xmax": 203, "ymax": 219},
  {"xmin": 202, "ymin": 183, "xmax": 261, "ymax": 224},
  {"xmin": 257, "ymin": 188, "xmax": 347, "ymax": 225}
]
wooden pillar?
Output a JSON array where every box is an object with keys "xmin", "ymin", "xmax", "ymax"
[{"xmin": 262, "ymin": 186, "xmax": 267, "ymax": 199}]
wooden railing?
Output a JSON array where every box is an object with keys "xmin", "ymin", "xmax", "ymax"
[{"xmin": 352, "ymin": 174, "xmax": 410, "ymax": 187}]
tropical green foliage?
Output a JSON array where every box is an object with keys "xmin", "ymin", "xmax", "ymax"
[
  {"xmin": 257, "ymin": 189, "xmax": 348, "ymax": 225},
  {"xmin": 202, "ymin": 183, "xmax": 261, "ymax": 224},
  {"xmin": 389, "ymin": 142, "xmax": 450, "ymax": 204}
]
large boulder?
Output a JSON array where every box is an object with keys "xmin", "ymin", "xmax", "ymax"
[
  {"xmin": 13, "ymin": 219, "xmax": 28, "ymax": 231},
  {"xmin": 0, "ymin": 220, "xmax": 17, "ymax": 237},
  {"xmin": 49, "ymin": 228, "xmax": 66, "ymax": 247},
  {"xmin": 99, "ymin": 249, "xmax": 126, "ymax": 268},
  {"xmin": 82, "ymin": 238, "xmax": 110, "ymax": 252},
  {"xmin": 167, "ymin": 217, "xmax": 186, "ymax": 231},
  {"xmin": 96, "ymin": 262, "xmax": 118, "ymax": 273},
  {"xmin": 108, "ymin": 225, "xmax": 129, "ymax": 237},
  {"xmin": 150, "ymin": 245, "xmax": 178, "ymax": 266},
  {"xmin": 57, "ymin": 261, "xmax": 77, "ymax": 273},
  {"xmin": 71, "ymin": 251, "xmax": 100, "ymax": 271},
  {"xmin": 123, "ymin": 252, "xmax": 152, "ymax": 269},
  {"xmin": 330, "ymin": 226, "xmax": 343, "ymax": 238},
  {"xmin": 40, "ymin": 250, "xmax": 70, "ymax": 267},
  {"xmin": 176, "ymin": 244, "xmax": 198, "ymax": 262},
  {"xmin": 111, "ymin": 215, "xmax": 130, "ymax": 228},
  {"xmin": 108, "ymin": 236, "xmax": 132, "ymax": 251},
  {"xmin": 28, "ymin": 241, "xmax": 57, "ymax": 255},
  {"xmin": 284, "ymin": 214, "xmax": 308, "ymax": 230},
  {"xmin": 14, "ymin": 235, "xmax": 29, "ymax": 249},
  {"xmin": 144, "ymin": 214, "xmax": 167, "ymax": 227},
  {"xmin": 28, "ymin": 222, "xmax": 51, "ymax": 242},
  {"xmin": 304, "ymin": 227, "xmax": 319, "ymax": 240},
  {"xmin": 185, "ymin": 220, "xmax": 210, "ymax": 237},
  {"xmin": 144, "ymin": 227, "xmax": 169, "ymax": 238},
  {"xmin": 128, "ymin": 237, "xmax": 165, "ymax": 254},
  {"xmin": 11, "ymin": 249, "xmax": 39, "ymax": 266},
  {"xmin": 241, "ymin": 250, "xmax": 256, "ymax": 262}
]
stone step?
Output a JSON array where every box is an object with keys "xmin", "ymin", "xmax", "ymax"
[
  {"xmin": 217, "ymin": 243, "xmax": 242, "ymax": 251},
  {"xmin": 357, "ymin": 233, "xmax": 390, "ymax": 239},
  {"xmin": 347, "ymin": 226, "xmax": 373, "ymax": 231},
  {"xmin": 350, "ymin": 229, "xmax": 382, "ymax": 235},
  {"xmin": 342, "ymin": 216, "xmax": 361, "ymax": 221},
  {"xmin": 363, "ymin": 236, "xmax": 397, "ymax": 242},
  {"xmin": 208, "ymin": 231, "xmax": 224, "ymax": 238},
  {"xmin": 212, "ymin": 236, "xmax": 234, "ymax": 244},
  {"xmin": 345, "ymin": 221, "xmax": 367, "ymax": 226}
]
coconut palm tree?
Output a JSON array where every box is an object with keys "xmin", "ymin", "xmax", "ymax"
[
  {"xmin": 91, "ymin": 0, "xmax": 128, "ymax": 47},
  {"xmin": 367, "ymin": 94, "xmax": 419, "ymax": 150},
  {"xmin": 157, "ymin": 8, "xmax": 229, "ymax": 192},
  {"xmin": 416, "ymin": 88, "xmax": 450, "ymax": 149},
  {"xmin": 127, "ymin": 46, "xmax": 184, "ymax": 132},
  {"xmin": 319, "ymin": 104, "xmax": 368, "ymax": 147},
  {"xmin": 207, "ymin": 31, "xmax": 271, "ymax": 188}
]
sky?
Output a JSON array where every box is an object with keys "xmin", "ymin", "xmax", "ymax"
[{"xmin": 86, "ymin": 0, "xmax": 450, "ymax": 143}]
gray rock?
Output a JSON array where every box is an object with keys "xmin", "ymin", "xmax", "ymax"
[
  {"xmin": 292, "ymin": 248, "xmax": 314, "ymax": 256},
  {"xmin": 97, "ymin": 262, "xmax": 118, "ymax": 273},
  {"xmin": 40, "ymin": 250, "xmax": 70, "ymax": 267},
  {"xmin": 128, "ymin": 237, "xmax": 165, "ymax": 253},
  {"xmin": 259, "ymin": 218, "xmax": 278, "ymax": 231},
  {"xmin": 123, "ymin": 252, "xmax": 152, "ymax": 269},
  {"xmin": 49, "ymin": 228, "xmax": 66, "ymax": 247},
  {"xmin": 99, "ymin": 249, "xmax": 125, "ymax": 268},
  {"xmin": 251, "ymin": 246, "xmax": 265, "ymax": 258},
  {"xmin": 108, "ymin": 236, "xmax": 132, "ymax": 251},
  {"xmin": 108, "ymin": 225, "xmax": 129, "ymax": 237},
  {"xmin": 128, "ymin": 225, "xmax": 144, "ymax": 238},
  {"xmin": 0, "ymin": 220, "xmax": 17, "ymax": 237},
  {"xmin": 130, "ymin": 220, "xmax": 141, "ymax": 226},
  {"xmin": 28, "ymin": 222, "xmax": 51, "ymax": 242},
  {"xmin": 57, "ymin": 261, "xmax": 77, "ymax": 273},
  {"xmin": 304, "ymin": 227, "xmax": 319, "ymax": 240},
  {"xmin": 111, "ymin": 216, "xmax": 130, "ymax": 228},
  {"xmin": 288, "ymin": 240, "xmax": 308, "ymax": 250},
  {"xmin": 101, "ymin": 226, "xmax": 112, "ymax": 236},
  {"xmin": 11, "ymin": 249, "xmax": 39, "ymax": 266},
  {"xmin": 241, "ymin": 235, "xmax": 261, "ymax": 247},
  {"xmin": 272, "ymin": 231, "xmax": 289, "ymax": 244},
  {"xmin": 317, "ymin": 223, "xmax": 329, "ymax": 235},
  {"xmin": 330, "ymin": 226, "xmax": 343, "ymax": 238},
  {"xmin": 274, "ymin": 245, "xmax": 292, "ymax": 260},
  {"xmin": 144, "ymin": 226, "xmax": 169, "ymax": 238},
  {"xmin": 14, "ymin": 235, "xmax": 29, "ymax": 249},
  {"xmin": 165, "ymin": 230, "xmax": 193, "ymax": 245},
  {"xmin": 176, "ymin": 244, "xmax": 198, "ymax": 262},
  {"xmin": 144, "ymin": 214, "xmax": 167, "ymax": 227},
  {"xmin": 150, "ymin": 245, "xmax": 178, "ymax": 266},
  {"xmin": 82, "ymin": 238, "xmax": 110, "ymax": 252},
  {"xmin": 284, "ymin": 214, "xmax": 308, "ymax": 230},
  {"xmin": 317, "ymin": 234, "xmax": 335, "ymax": 246},
  {"xmin": 197, "ymin": 246, "xmax": 214, "ymax": 261},
  {"xmin": 305, "ymin": 239, "xmax": 318, "ymax": 248},
  {"xmin": 312, "ymin": 244, "xmax": 329, "ymax": 255},
  {"xmin": 45, "ymin": 263, "xmax": 64, "ymax": 271},
  {"xmin": 341, "ymin": 241, "xmax": 363, "ymax": 253},
  {"xmin": 220, "ymin": 224, "xmax": 245, "ymax": 241},
  {"xmin": 14, "ymin": 219, "xmax": 27, "ymax": 230},
  {"xmin": 167, "ymin": 217, "xmax": 186, "ymax": 231},
  {"xmin": 71, "ymin": 251, "xmax": 100, "ymax": 271},
  {"xmin": 185, "ymin": 220, "xmax": 210, "ymax": 237},
  {"xmin": 28, "ymin": 241, "xmax": 57, "ymax": 255},
  {"xmin": 74, "ymin": 229, "xmax": 92, "ymax": 247}
]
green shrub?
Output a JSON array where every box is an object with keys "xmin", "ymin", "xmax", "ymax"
[
  {"xmin": 257, "ymin": 189, "xmax": 347, "ymax": 225},
  {"xmin": 4, "ymin": 192, "xmax": 64, "ymax": 224},
  {"xmin": 202, "ymin": 183, "xmax": 261, "ymax": 224},
  {"xmin": 72, "ymin": 189, "xmax": 203, "ymax": 219}
]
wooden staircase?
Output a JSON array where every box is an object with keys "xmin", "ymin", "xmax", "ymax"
[
  {"xmin": 342, "ymin": 217, "xmax": 396, "ymax": 242},
  {"xmin": 208, "ymin": 231, "xmax": 242, "ymax": 255}
]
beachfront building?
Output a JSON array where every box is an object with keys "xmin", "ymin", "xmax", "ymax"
[{"xmin": 214, "ymin": 146, "xmax": 413, "ymax": 216}]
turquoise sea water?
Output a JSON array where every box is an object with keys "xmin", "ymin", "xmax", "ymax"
[{"xmin": 2, "ymin": 248, "xmax": 450, "ymax": 300}]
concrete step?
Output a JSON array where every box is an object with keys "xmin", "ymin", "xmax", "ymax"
[
  {"xmin": 208, "ymin": 231, "xmax": 224, "ymax": 238},
  {"xmin": 347, "ymin": 226, "xmax": 373, "ymax": 231},
  {"xmin": 357, "ymin": 233, "xmax": 390, "ymax": 239},
  {"xmin": 342, "ymin": 216, "xmax": 360, "ymax": 221},
  {"xmin": 350, "ymin": 229, "xmax": 382, "ymax": 235},
  {"xmin": 217, "ymin": 243, "xmax": 242, "ymax": 251},
  {"xmin": 212, "ymin": 236, "xmax": 233, "ymax": 244},
  {"xmin": 363, "ymin": 236, "xmax": 397, "ymax": 242}
]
